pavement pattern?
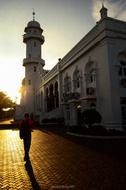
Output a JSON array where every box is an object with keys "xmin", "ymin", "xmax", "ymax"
[{"xmin": 0, "ymin": 128, "xmax": 126, "ymax": 190}]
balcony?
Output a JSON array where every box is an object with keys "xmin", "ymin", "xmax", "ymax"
[
  {"xmin": 23, "ymin": 57, "xmax": 45, "ymax": 66},
  {"xmin": 62, "ymin": 92, "xmax": 80, "ymax": 102},
  {"xmin": 23, "ymin": 34, "xmax": 44, "ymax": 44}
]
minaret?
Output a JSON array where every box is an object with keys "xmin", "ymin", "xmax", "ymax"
[{"xmin": 22, "ymin": 11, "xmax": 45, "ymax": 115}]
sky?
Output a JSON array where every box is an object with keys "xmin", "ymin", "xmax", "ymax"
[{"xmin": 0, "ymin": 0, "xmax": 126, "ymax": 103}]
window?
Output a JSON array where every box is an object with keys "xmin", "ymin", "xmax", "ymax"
[
  {"xmin": 41, "ymin": 91, "xmax": 43, "ymax": 111},
  {"xmin": 119, "ymin": 60, "xmax": 126, "ymax": 88},
  {"xmin": 120, "ymin": 97, "xmax": 126, "ymax": 123},
  {"xmin": 119, "ymin": 61, "xmax": 126, "ymax": 77},
  {"xmin": 34, "ymin": 66, "xmax": 36, "ymax": 72},
  {"xmin": 124, "ymin": 68, "xmax": 126, "ymax": 76},
  {"xmin": 76, "ymin": 75, "xmax": 80, "ymax": 88},
  {"xmin": 64, "ymin": 75, "xmax": 71, "ymax": 92},
  {"xmin": 67, "ymin": 110, "xmax": 70, "ymax": 120},
  {"xmin": 55, "ymin": 82, "xmax": 59, "ymax": 108},
  {"xmin": 34, "ymin": 41, "xmax": 36, "ymax": 47},
  {"xmin": 28, "ymin": 80, "xmax": 31, "ymax": 85},
  {"xmin": 73, "ymin": 69, "xmax": 81, "ymax": 90},
  {"xmin": 89, "ymin": 70, "xmax": 96, "ymax": 83},
  {"xmin": 85, "ymin": 61, "xmax": 96, "ymax": 87},
  {"xmin": 45, "ymin": 88, "xmax": 49, "ymax": 112},
  {"xmin": 118, "ymin": 67, "xmax": 122, "ymax": 76},
  {"xmin": 121, "ymin": 106, "xmax": 126, "ymax": 120}
]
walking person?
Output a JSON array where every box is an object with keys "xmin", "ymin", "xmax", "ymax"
[{"xmin": 20, "ymin": 113, "xmax": 33, "ymax": 162}]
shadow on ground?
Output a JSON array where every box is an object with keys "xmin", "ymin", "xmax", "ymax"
[
  {"xmin": 39, "ymin": 125, "xmax": 126, "ymax": 162},
  {"xmin": 25, "ymin": 160, "xmax": 41, "ymax": 190},
  {"xmin": 1, "ymin": 123, "xmax": 126, "ymax": 163}
]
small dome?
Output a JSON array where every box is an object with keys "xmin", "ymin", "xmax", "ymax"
[{"xmin": 27, "ymin": 20, "xmax": 40, "ymax": 28}]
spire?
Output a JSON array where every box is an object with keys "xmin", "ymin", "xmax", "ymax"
[{"xmin": 32, "ymin": 9, "xmax": 35, "ymax": 21}]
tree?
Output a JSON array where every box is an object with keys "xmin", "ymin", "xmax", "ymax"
[{"xmin": 0, "ymin": 92, "xmax": 15, "ymax": 119}]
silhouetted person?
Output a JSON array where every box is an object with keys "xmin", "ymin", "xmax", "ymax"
[{"xmin": 20, "ymin": 113, "xmax": 33, "ymax": 161}]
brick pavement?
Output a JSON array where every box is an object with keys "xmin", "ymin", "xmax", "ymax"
[{"xmin": 0, "ymin": 129, "xmax": 126, "ymax": 189}]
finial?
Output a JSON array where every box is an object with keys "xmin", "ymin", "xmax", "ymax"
[
  {"xmin": 32, "ymin": 9, "xmax": 35, "ymax": 21},
  {"xmin": 102, "ymin": 0, "xmax": 105, "ymax": 8},
  {"xmin": 100, "ymin": 0, "xmax": 108, "ymax": 20}
]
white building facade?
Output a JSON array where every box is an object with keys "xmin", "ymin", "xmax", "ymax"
[{"xmin": 19, "ymin": 7, "xmax": 126, "ymax": 129}]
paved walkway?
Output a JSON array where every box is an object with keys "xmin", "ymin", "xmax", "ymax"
[{"xmin": 0, "ymin": 129, "xmax": 126, "ymax": 189}]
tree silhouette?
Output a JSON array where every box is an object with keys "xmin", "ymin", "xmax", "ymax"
[
  {"xmin": 82, "ymin": 108, "xmax": 102, "ymax": 128},
  {"xmin": 0, "ymin": 92, "xmax": 14, "ymax": 119}
]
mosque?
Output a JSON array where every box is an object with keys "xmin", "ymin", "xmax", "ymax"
[{"xmin": 15, "ymin": 5, "xmax": 126, "ymax": 130}]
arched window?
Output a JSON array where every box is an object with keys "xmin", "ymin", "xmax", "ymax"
[
  {"xmin": 38, "ymin": 93, "xmax": 40, "ymax": 110},
  {"xmin": 119, "ymin": 61, "xmax": 126, "ymax": 77},
  {"xmin": 36, "ymin": 93, "xmax": 40, "ymax": 111},
  {"xmin": 49, "ymin": 84, "xmax": 55, "ymax": 110},
  {"xmin": 85, "ymin": 60, "xmax": 96, "ymax": 96},
  {"xmin": 89, "ymin": 69, "xmax": 96, "ymax": 83},
  {"xmin": 40, "ymin": 91, "xmax": 43, "ymax": 112},
  {"xmin": 55, "ymin": 82, "xmax": 59, "ymax": 108},
  {"xmin": 73, "ymin": 68, "xmax": 81, "ymax": 90},
  {"xmin": 118, "ymin": 52, "xmax": 126, "ymax": 88},
  {"xmin": 45, "ymin": 88, "xmax": 49, "ymax": 112},
  {"xmin": 34, "ymin": 41, "xmax": 36, "ymax": 47},
  {"xmin": 34, "ymin": 66, "xmax": 37, "ymax": 72},
  {"xmin": 64, "ymin": 74, "xmax": 71, "ymax": 92},
  {"xmin": 85, "ymin": 61, "xmax": 96, "ymax": 85}
]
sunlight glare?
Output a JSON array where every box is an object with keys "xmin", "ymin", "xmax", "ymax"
[{"xmin": 0, "ymin": 58, "xmax": 24, "ymax": 103}]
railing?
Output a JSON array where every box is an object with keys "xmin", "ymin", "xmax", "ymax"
[
  {"xmin": 62, "ymin": 92, "xmax": 80, "ymax": 102},
  {"xmin": 23, "ymin": 34, "xmax": 44, "ymax": 43},
  {"xmin": 23, "ymin": 58, "xmax": 45, "ymax": 66}
]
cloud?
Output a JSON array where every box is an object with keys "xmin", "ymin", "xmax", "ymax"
[{"xmin": 91, "ymin": 0, "xmax": 126, "ymax": 22}]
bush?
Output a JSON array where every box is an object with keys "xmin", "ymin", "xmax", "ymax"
[
  {"xmin": 42, "ymin": 117, "xmax": 64, "ymax": 124},
  {"xmin": 82, "ymin": 109, "xmax": 102, "ymax": 127},
  {"xmin": 42, "ymin": 118, "xmax": 50, "ymax": 123}
]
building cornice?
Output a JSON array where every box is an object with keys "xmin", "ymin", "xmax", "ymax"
[{"xmin": 40, "ymin": 17, "xmax": 126, "ymax": 86}]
